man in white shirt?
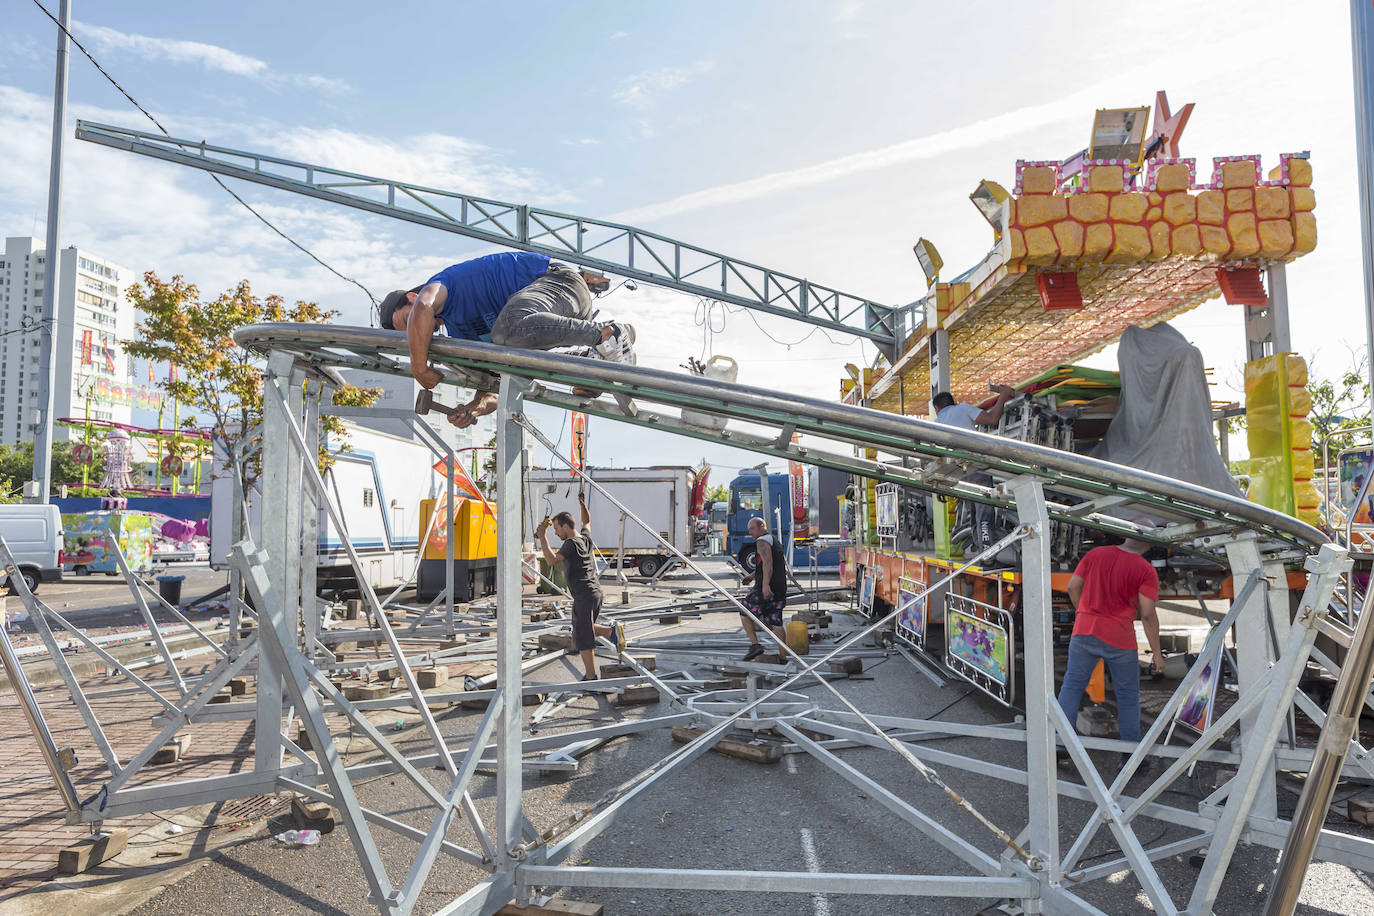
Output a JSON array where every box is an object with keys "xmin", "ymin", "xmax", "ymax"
[
  {"xmin": 931, "ymin": 385, "xmax": 1017, "ymax": 430},
  {"xmin": 931, "ymin": 384, "xmax": 1017, "ymax": 553}
]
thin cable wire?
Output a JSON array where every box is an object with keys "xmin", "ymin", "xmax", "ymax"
[{"xmin": 29, "ymin": 1, "xmax": 379, "ymax": 319}]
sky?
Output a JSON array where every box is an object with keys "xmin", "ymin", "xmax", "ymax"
[{"xmin": 0, "ymin": 0, "xmax": 1367, "ymax": 482}]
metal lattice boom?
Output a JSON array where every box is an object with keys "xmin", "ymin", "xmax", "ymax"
[{"xmin": 74, "ymin": 120, "xmax": 904, "ymax": 354}]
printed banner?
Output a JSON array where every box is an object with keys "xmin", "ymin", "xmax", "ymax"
[
  {"xmin": 1175, "ymin": 632, "xmax": 1223, "ymax": 734},
  {"xmin": 81, "ymin": 329, "xmax": 93, "ymax": 366},
  {"xmin": 894, "ymin": 575, "xmax": 926, "ymax": 651},
  {"xmin": 944, "ymin": 594, "xmax": 1016, "ymax": 706},
  {"xmin": 87, "ymin": 376, "xmax": 165, "ymax": 410},
  {"xmin": 571, "ymin": 412, "xmax": 588, "ymax": 477}
]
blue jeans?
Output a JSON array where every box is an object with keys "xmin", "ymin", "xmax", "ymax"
[{"xmin": 1057, "ymin": 634, "xmax": 1141, "ymax": 742}]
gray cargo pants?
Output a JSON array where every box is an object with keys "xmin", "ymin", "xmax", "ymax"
[{"xmin": 489, "ymin": 264, "xmax": 603, "ymax": 350}]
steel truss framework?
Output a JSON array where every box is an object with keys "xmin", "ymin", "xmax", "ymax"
[
  {"xmin": 72, "ymin": 121, "xmax": 905, "ymax": 356},
  {"xmin": 3, "ymin": 328, "xmax": 1374, "ymax": 916}
]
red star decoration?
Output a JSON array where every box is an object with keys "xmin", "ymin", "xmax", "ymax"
[{"xmin": 1147, "ymin": 90, "xmax": 1194, "ymax": 159}]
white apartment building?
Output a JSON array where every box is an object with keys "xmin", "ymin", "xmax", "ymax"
[{"xmin": 0, "ymin": 236, "xmax": 144, "ymax": 446}]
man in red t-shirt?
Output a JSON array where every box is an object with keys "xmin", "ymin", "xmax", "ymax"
[{"xmin": 1056, "ymin": 539, "xmax": 1164, "ymax": 744}]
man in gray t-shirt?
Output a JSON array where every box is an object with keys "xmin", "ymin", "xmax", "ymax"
[{"xmin": 538, "ymin": 493, "xmax": 626, "ymax": 680}]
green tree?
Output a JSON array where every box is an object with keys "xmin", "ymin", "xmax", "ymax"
[
  {"xmin": 122, "ymin": 272, "xmax": 380, "ymax": 496},
  {"xmin": 0, "ymin": 440, "xmax": 107, "ymax": 496},
  {"xmin": 704, "ymin": 483, "xmax": 730, "ymax": 505},
  {"xmin": 1307, "ymin": 352, "xmax": 1370, "ymax": 468}
]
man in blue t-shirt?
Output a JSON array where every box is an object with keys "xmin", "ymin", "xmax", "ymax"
[{"xmin": 380, "ymin": 251, "xmax": 636, "ymax": 427}]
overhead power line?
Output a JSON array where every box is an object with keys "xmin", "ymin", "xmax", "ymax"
[{"xmin": 29, "ymin": 1, "xmax": 379, "ymax": 319}]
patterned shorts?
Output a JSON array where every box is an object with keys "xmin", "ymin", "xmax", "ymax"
[{"xmin": 740, "ymin": 591, "xmax": 786, "ymax": 627}]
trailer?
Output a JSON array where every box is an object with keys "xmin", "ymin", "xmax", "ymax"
[
  {"xmin": 524, "ymin": 467, "xmax": 693, "ymax": 577},
  {"xmin": 210, "ymin": 421, "xmax": 435, "ymax": 593}
]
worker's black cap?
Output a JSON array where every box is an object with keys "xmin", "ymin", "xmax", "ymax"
[{"xmin": 379, "ymin": 287, "xmax": 421, "ymax": 330}]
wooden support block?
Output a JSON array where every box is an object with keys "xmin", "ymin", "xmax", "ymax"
[
  {"xmin": 151, "ymin": 734, "xmax": 191, "ymax": 765},
  {"xmin": 702, "ymin": 679, "xmax": 732, "ymax": 690},
  {"xmin": 538, "ymin": 633, "xmax": 573, "ymax": 652},
  {"xmin": 386, "ymin": 611, "xmax": 408, "ymax": 625},
  {"xmin": 671, "ymin": 726, "xmax": 780, "ymax": 764},
  {"xmin": 331, "ymin": 640, "xmax": 358, "ymax": 653},
  {"xmin": 460, "ymin": 696, "xmax": 491, "ymax": 710},
  {"xmin": 227, "ymin": 677, "xmax": 250, "ymax": 696},
  {"xmin": 290, "ymin": 794, "xmax": 335, "ymax": 834},
  {"xmin": 631, "ymin": 655, "xmax": 656, "ymax": 671},
  {"xmin": 440, "ymin": 637, "xmax": 467, "ymax": 649},
  {"xmin": 296, "ymin": 728, "xmax": 312, "ymax": 751},
  {"xmin": 598, "ymin": 663, "xmax": 636, "ymax": 679},
  {"xmin": 344, "ymin": 598, "xmax": 364, "ymax": 620},
  {"xmin": 527, "ymin": 610, "xmax": 559, "ymax": 622},
  {"xmin": 522, "ymin": 692, "xmax": 546, "ymax": 706},
  {"xmin": 57, "ymin": 828, "xmax": 128, "ymax": 875},
  {"xmin": 208, "ymin": 688, "xmax": 233, "ymax": 704},
  {"xmin": 418, "ymin": 667, "xmax": 449, "ymax": 689},
  {"xmin": 497, "ymin": 899, "xmax": 603, "ymax": 915},
  {"xmin": 1349, "ymin": 796, "xmax": 1374, "ymax": 826},
  {"xmin": 345, "ymin": 683, "xmax": 391, "ymax": 701},
  {"xmin": 658, "ymin": 614, "xmax": 681, "ymax": 625},
  {"xmin": 827, "ymin": 657, "xmax": 863, "ymax": 676},
  {"xmin": 613, "ymin": 685, "xmax": 660, "ymax": 707}
]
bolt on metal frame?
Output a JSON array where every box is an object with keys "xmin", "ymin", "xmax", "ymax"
[{"xmin": 4, "ymin": 330, "xmax": 1374, "ymax": 915}]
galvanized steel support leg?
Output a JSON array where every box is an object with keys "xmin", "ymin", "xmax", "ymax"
[
  {"xmin": 1188, "ymin": 545, "xmax": 1347, "ymax": 914},
  {"xmin": 303, "ymin": 385, "xmax": 322, "ymax": 654},
  {"xmin": 256, "ymin": 352, "xmax": 300, "ymax": 774},
  {"xmin": 495, "ymin": 375, "xmax": 528, "ymax": 901},
  {"xmin": 1265, "ymin": 545, "xmax": 1363, "ymax": 916},
  {"xmin": 1009, "ymin": 478, "xmax": 1060, "ymax": 891},
  {"xmin": 1224, "ymin": 534, "xmax": 1278, "ymax": 819}
]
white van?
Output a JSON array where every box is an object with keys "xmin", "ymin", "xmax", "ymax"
[{"xmin": 0, "ymin": 504, "xmax": 64, "ymax": 595}]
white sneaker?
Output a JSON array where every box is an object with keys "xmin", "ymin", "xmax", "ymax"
[{"xmin": 595, "ymin": 322, "xmax": 636, "ymax": 365}]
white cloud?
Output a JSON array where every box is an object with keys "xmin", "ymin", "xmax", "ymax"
[
  {"xmin": 833, "ymin": 0, "xmax": 864, "ymax": 23},
  {"xmin": 0, "ymin": 83, "xmax": 574, "ymax": 331},
  {"xmin": 74, "ymin": 20, "xmax": 348, "ymax": 93},
  {"xmin": 612, "ymin": 36, "xmax": 1263, "ymax": 226},
  {"xmin": 612, "ymin": 58, "xmax": 714, "ymax": 109},
  {"xmin": 560, "ymin": 137, "xmax": 602, "ymax": 147},
  {"xmin": 609, "ymin": 31, "xmax": 628, "ymax": 40}
]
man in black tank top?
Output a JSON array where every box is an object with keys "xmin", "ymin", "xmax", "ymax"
[
  {"xmin": 537, "ymin": 493, "xmax": 626, "ymax": 680},
  {"xmin": 740, "ymin": 517, "xmax": 788, "ymax": 662}
]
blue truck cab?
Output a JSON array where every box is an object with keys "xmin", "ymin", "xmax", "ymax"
[{"xmin": 727, "ymin": 469, "xmax": 844, "ymax": 571}]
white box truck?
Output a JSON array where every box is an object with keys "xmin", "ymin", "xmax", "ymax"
[
  {"xmin": 0, "ymin": 504, "xmax": 65, "ymax": 594},
  {"xmin": 210, "ymin": 421, "xmax": 438, "ymax": 594},
  {"xmin": 524, "ymin": 467, "xmax": 693, "ymax": 577}
]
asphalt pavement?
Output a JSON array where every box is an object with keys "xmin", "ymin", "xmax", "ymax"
[{"xmin": 113, "ymin": 563, "xmax": 1374, "ymax": 916}]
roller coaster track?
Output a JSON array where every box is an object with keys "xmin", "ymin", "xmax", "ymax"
[{"xmin": 235, "ymin": 323, "xmax": 1327, "ymax": 564}]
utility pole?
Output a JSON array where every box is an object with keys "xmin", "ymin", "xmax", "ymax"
[{"xmin": 30, "ymin": 0, "xmax": 70, "ymax": 504}]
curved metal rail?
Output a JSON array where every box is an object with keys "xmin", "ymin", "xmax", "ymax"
[{"xmin": 234, "ymin": 323, "xmax": 1326, "ymax": 562}]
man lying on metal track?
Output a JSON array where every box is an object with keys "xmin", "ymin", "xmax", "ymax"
[
  {"xmin": 380, "ymin": 251, "xmax": 636, "ymax": 427},
  {"xmin": 1055, "ymin": 536, "xmax": 1166, "ymax": 770},
  {"xmin": 536, "ymin": 492, "xmax": 626, "ymax": 680},
  {"xmin": 932, "ymin": 384, "xmax": 1017, "ymax": 552}
]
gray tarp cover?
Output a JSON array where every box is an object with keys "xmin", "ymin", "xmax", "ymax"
[{"xmin": 1092, "ymin": 322, "xmax": 1244, "ymax": 499}]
